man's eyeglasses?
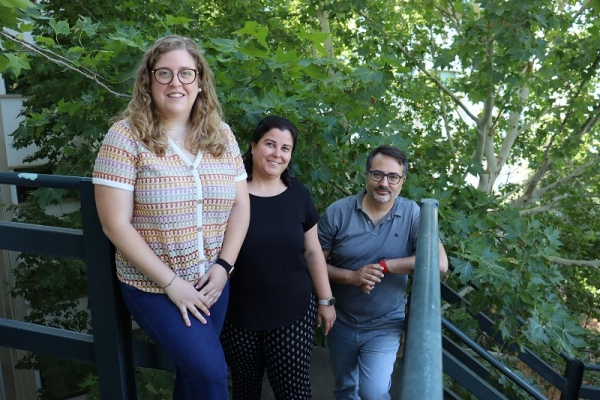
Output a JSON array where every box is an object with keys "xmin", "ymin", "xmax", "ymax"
[
  {"xmin": 368, "ymin": 170, "xmax": 404, "ymax": 185},
  {"xmin": 151, "ymin": 68, "xmax": 198, "ymax": 85}
]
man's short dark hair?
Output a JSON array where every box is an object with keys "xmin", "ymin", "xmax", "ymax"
[{"xmin": 365, "ymin": 145, "xmax": 408, "ymax": 176}]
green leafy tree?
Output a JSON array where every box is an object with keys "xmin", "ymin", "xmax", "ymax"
[{"xmin": 2, "ymin": 0, "xmax": 599, "ymax": 396}]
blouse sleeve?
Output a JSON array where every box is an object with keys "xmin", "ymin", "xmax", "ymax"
[
  {"xmin": 222, "ymin": 123, "xmax": 247, "ymax": 182},
  {"xmin": 92, "ymin": 121, "xmax": 138, "ymax": 191}
]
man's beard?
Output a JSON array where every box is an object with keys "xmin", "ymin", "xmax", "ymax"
[{"xmin": 369, "ymin": 186, "xmax": 393, "ymax": 203}]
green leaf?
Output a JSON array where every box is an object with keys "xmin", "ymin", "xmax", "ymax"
[
  {"xmin": 352, "ymin": 67, "xmax": 383, "ymax": 84},
  {"xmin": 0, "ymin": 55, "xmax": 8, "ymax": 72},
  {"xmin": 546, "ymin": 309, "xmax": 589, "ymax": 354},
  {"xmin": 543, "ymin": 227, "xmax": 561, "ymax": 247},
  {"xmin": 274, "ymin": 46, "xmax": 299, "ymax": 64},
  {"xmin": 451, "ymin": 257, "xmax": 475, "ymax": 283},
  {"xmin": 503, "ymin": 220, "xmax": 524, "ymax": 240},
  {"xmin": 68, "ymin": 46, "xmax": 85, "ymax": 55},
  {"xmin": 0, "ymin": 6, "xmax": 20, "ymax": 30},
  {"xmin": 235, "ymin": 21, "xmax": 269, "ymax": 49},
  {"xmin": 4, "ymin": 53, "xmax": 30, "ymax": 76},
  {"xmin": 302, "ymin": 64, "xmax": 329, "ymax": 80},
  {"xmin": 237, "ymin": 42, "xmax": 269, "ymax": 58},
  {"xmin": 49, "ymin": 19, "xmax": 71, "ymax": 36},
  {"xmin": 208, "ymin": 38, "xmax": 240, "ymax": 54},
  {"xmin": 318, "ymin": 167, "xmax": 332, "ymax": 182},
  {"xmin": 479, "ymin": 247, "xmax": 501, "ymax": 263},
  {"xmin": 75, "ymin": 16, "xmax": 99, "ymax": 37},
  {"xmin": 30, "ymin": 188, "xmax": 63, "ymax": 208},
  {"xmin": 35, "ymin": 36, "xmax": 56, "ymax": 46},
  {"xmin": 165, "ymin": 14, "xmax": 193, "ymax": 27},
  {"xmin": 497, "ymin": 318, "xmax": 513, "ymax": 340},
  {"xmin": 297, "ymin": 28, "xmax": 329, "ymax": 56},
  {"xmin": 450, "ymin": 211, "xmax": 470, "ymax": 234},
  {"xmin": 379, "ymin": 54, "xmax": 411, "ymax": 72},
  {"xmin": 524, "ymin": 317, "xmax": 549, "ymax": 344},
  {"xmin": 57, "ymin": 99, "xmax": 80, "ymax": 116},
  {"xmin": 0, "ymin": 0, "xmax": 33, "ymax": 8}
]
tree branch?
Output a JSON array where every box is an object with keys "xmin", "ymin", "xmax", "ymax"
[
  {"xmin": 334, "ymin": 183, "xmax": 352, "ymax": 196},
  {"xmin": 516, "ymin": 106, "xmax": 551, "ymax": 135},
  {"xmin": 515, "ymin": 40, "xmax": 600, "ymax": 208},
  {"xmin": 548, "ymin": 257, "xmax": 600, "ymax": 268},
  {"xmin": 316, "ymin": 0, "xmax": 333, "ymax": 59},
  {"xmin": 519, "ymin": 194, "xmax": 570, "ymax": 216},
  {"xmin": 511, "ymin": 100, "xmax": 600, "ymax": 208},
  {"xmin": 476, "ymin": 38, "xmax": 496, "ymax": 192},
  {"xmin": 534, "ymin": 157, "xmax": 599, "ymax": 199},
  {"xmin": 439, "ymin": 88, "xmax": 455, "ymax": 152},
  {"xmin": 573, "ymin": 0, "xmax": 593, "ymax": 21},
  {"xmin": 498, "ymin": 82, "xmax": 529, "ymax": 166},
  {"xmin": 0, "ymin": 30, "xmax": 131, "ymax": 99},
  {"xmin": 357, "ymin": 10, "xmax": 479, "ymax": 122}
]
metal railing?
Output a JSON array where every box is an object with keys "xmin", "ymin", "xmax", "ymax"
[
  {"xmin": 400, "ymin": 198, "xmax": 443, "ymax": 399},
  {"xmin": 0, "ymin": 172, "xmax": 173, "ymax": 399},
  {"xmin": 398, "ymin": 196, "xmax": 600, "ymax": 400},
  {"xmin": 441, "ymin": 278, "xmax": 600, "ymax": 399}
]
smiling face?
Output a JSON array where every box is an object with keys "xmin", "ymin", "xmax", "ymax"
[
  {"xmin": 365, "ymin": 153, "xmax": 406, "ymax": 204},
  {"xmin": 150, "ymin": 49, "xmax": 199, "ymax": 124},
  {"xmin": 250, "ymin": 128, "xmax": 294, "ymax": 180}
]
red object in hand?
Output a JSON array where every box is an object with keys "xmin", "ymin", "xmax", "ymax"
[{"xmin": 378, "ymin": 259, "xmax": 389, "ymax": 274}]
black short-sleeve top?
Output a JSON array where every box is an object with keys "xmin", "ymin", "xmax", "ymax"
[{"xmin": 227, "ymin": 177, "xmax": 319, "ymax": 330}]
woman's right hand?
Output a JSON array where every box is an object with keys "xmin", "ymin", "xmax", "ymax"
[{"xmin": 164, "ymin": 276, "xmax": 212, "ymax": 327}]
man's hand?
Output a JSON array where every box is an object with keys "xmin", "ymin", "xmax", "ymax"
[{"xmin": 354, "ymin": 263, "xmax": 384, "ymax": 294}]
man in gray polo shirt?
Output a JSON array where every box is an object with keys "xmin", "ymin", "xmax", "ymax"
[{"xmin": 318, "ymin": 145, "xmax": 448, "ymax": 400}]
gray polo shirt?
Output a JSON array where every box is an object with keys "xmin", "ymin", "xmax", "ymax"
[{"xmin": 318, "ymin": 190, "xmax": 420, "ymax": 330}]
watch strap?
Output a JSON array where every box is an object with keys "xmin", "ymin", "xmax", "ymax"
[
  {"xmin": 215, "ymin": 258, "xmax": 235, "ymax": 278},
  {"xmin": 318, "ymin": 296, "xmax": 335, "ymax": 306},
  {"xmin": 378, "ymin": 259, "xmax": 389, "ymax": 274}
]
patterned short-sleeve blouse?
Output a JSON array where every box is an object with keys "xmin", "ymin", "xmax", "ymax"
[{"xmin": 92, "ymin": 120, "xmax": 247, "ymax": 293}]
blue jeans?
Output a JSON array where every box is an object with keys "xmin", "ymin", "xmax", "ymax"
[
  {"xmin": 119, "ymin": 281, "xmax": 230, "ymax": 400},
  {"xmin": 327, "ymin": 321, "xmax": 402, "ymax": 400}
]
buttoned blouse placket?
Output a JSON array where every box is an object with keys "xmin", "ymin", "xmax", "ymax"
[{"xmin": 170, "ymin": 140, "xmax": 206, "ymax": 277}]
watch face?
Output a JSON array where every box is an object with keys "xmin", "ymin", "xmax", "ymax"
[{"xmin": 319, "ymin": 297, "xmax": 335, "ymax": 306}]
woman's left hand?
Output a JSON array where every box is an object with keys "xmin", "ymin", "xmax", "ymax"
[
  {"xmin": 317, "ymin": 305, "xmax": 336, "ymax": 335},
  {"xmin": 196, "ymin": 265, "xmax": 228, "ymax": 307}
]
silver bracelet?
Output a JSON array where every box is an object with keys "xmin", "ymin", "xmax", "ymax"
[{"xmin": 161, "ymin": 274, "xmax": 177, "ymax": 290}]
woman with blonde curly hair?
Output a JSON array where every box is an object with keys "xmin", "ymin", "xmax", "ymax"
[{"xmin": 92, "ymin": 35, "xmax": 250, "ymax": 399}]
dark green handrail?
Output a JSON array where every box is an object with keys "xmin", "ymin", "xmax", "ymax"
[{"xmin": 400, "ymin": 199, "xmax": 443, "ymax": 400}]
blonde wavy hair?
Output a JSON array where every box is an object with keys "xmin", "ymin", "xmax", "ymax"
[{"xmin": 119, "ymin": 35, "xmax": 227, "ymax": 157}]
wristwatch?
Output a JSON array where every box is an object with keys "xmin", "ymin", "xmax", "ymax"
[{"xmin": 318, "ymin": 296, "xmax": 335, "ymax": 306}]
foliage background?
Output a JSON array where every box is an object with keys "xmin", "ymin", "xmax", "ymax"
[{"xmin": 1, "ymin": 0, "xmax": 599, "ymax": 397}]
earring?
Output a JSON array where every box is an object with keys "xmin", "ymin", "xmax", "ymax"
[{"xmin": 198, "ymin": 87, "xmax": 202, "ymax": 93}]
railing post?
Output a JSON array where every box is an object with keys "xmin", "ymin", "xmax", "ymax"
[
  {"xmin": 400, "ymin": 199, "xmax": 443, "ymax": 400},
  {"xmin": 561, "ymin": 357, "xmax": 585, "ymax": 400},
  {"xmin": 79, "ymin": 179, "xmax": 138, "ymax": 399}
]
